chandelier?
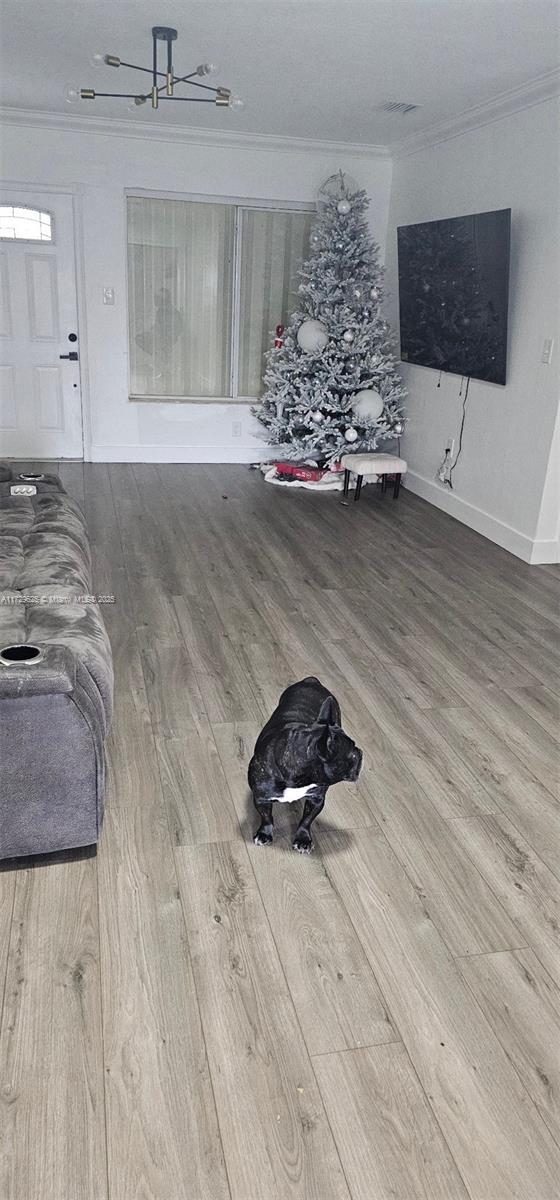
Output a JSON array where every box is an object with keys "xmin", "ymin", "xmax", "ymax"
[{"xmin": 79, "ymin": 25, "xmax": 242, "ymax": 111}]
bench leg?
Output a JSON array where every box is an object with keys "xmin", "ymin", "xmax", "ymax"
[
  {"xmin": 354, "ymin": 474, "xmax": 363, "ymax": 502},
  {"xmin": 393, "ymin": 474, "xmax": 401, "ymax": 499},
  {"xmin": 343, "ymin": 469, "xmax": 351, "ymax": 498},
  {"xmin": 381, "ymin": 474, "xmax": 388, "ymax": 493}
]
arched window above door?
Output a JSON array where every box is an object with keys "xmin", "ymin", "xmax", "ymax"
[{"xmin": 0, "ymin": 206, "xmax": 53, "ymax": 242}]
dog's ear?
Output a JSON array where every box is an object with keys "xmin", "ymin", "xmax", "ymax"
[
  {"xmin": 310, "ymin": 723, "xmax": 338, "ymax": 761},
  {"xmin": 315, "ymin": 696, "xmax": 337, "ymax": 727}
]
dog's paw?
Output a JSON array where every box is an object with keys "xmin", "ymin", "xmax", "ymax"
[
  {"xmin": 292, "ymin": 832, "xmax": 314, "ymax": 854},
  {"xmin": 253, "ymin": 830, "xmax": 273, "ymax": 847}
]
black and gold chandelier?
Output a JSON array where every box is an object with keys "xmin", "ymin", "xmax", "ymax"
[{"xmin": 79, "ymin": 25, "xmax": 242, "ymax": 111}]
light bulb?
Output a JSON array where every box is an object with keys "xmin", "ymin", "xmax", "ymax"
[
  {"xmin": 90, "ymin": 52, "xmax": 105, "ymax": 68},
  {"xmin": 127, "ymin": 96, "xmax": 147, "ymax": 112},
  {"xmin": 65, "ymin": 85, "xmax": 80, "ymax": 104},
  {"xmin": 229, "ymin": 94, "xmax": 244, "ymax": 108},
  {"xmin": 197, "ymin": 62, "xmax": 217, "ymax": 76}
]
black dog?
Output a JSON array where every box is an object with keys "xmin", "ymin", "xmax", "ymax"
[{"xmin": 248, "ymin": 676, "xmax": 362, "ymax": 853}]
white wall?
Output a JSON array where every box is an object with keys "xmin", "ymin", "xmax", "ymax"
[
  {"xmin": 0, "ymin": 117, "xmax": 392, "ymax": 463},
  {"xmin": 384, "ymin": 97, "xmax": 560, "ymax": 563}
]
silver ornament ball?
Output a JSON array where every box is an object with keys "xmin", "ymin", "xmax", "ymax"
[
  {"xmin": 337, "ymin": 199, "xmax": 351, "ymax": 215},
  {"xmin": 352, "ymin": 388, "xmax": 384, "ymax": 421},
  {"xmin": 297, "ymin": 319, "xmax": 329, "ymax": 353},
  {"xmin": 343, "ymin": 329, "xmax": 355, "ymax": 344},
  {"xmin": 344, "ymin": 427, "xmax": 358, "ymax": 442}
]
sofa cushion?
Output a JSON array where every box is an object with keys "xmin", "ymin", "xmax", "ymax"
[{"xmin": 0, "ymin": 490, "xmax": 113, "ymax": 728}]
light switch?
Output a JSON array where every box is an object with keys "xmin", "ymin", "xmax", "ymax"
[
  {"xmin": 103, "ymin": 287, "xmax": 115, "ymax": 305},
  {"xmin": 541, "ymin": 338, "xmax": 554, "ymax": 364}
]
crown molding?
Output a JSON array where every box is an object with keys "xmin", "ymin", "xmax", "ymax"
[
  {"xmin": 0, "ymin": 105, "xmax": 390, "ymax": 160},
  {"xmin": 1, "ymin": 68, "xmax": 557, "ymax": 163},
  {"xmin": 391, "ymin": 69, "xmax": 560, "ymax": 158}
]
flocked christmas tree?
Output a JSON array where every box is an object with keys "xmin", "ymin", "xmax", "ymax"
[{"xmin": 255, "ymin": 172, "xmax": 406, "ymax": 466}]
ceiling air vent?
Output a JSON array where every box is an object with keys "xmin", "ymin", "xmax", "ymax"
[{"xmin": 377, "ymin": 100, "xmax": 422, "ymax": 116}]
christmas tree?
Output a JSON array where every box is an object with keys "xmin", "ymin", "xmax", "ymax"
[{"xmin": 254, "ymin": 173, "xmax": 406, "ymax": 466}]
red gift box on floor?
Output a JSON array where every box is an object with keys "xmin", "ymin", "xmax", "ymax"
[{"xmin": 273, "ymin": 462, "xmax": 325, "ymax": 482}]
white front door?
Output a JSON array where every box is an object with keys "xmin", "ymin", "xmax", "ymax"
[{"xmin": 0, "ymin": 190, "xmax": 83, "ymax": 458}]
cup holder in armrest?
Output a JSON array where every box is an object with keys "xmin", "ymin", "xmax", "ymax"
[
  {"xmin": 18, "ymin": 472, "xmax": 45, "ymax": 482},
  {"xmin": 0, "ymin": 644, "xmax": 44, "ymax": 666}
]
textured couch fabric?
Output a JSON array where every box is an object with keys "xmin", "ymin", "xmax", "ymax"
[{"xmin": 0, "ymin": 467, "xmax": 113, "ymax": 859}]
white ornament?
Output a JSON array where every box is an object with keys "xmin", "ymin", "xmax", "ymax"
[
  {"xmin": 297, "ymin": 319, "xmax": 328, "ymax": 353},
  {"xmin": 342, "ymin": 329, "xmax": 355, "ymax": 344},
  {"xmin": 352, "ymin": 388, "xmax": 384, "ymax": 421},
  {"xmin": 350, "ymin": 284, "xmax": 363, "ymax": 301},
  {"xmin": 337, "ymin": 199, "xmax": 351, "ymax": 215},
  {"xmin": 344, "ymin": 427, "xmax": 358, "ymax": 442},
  {"xmin": 310, "ymin": 410, "xmax": 324, "ymax": 423},
  {"xmin": 370, "ymin": 286, "xmax": 380, "ymax": 301}
]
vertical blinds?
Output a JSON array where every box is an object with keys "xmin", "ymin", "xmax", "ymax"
[
  {"xmin": 238, "ymin": 207, "xmax": 313, "ymax": 397},
  {"xmin": 127, "ymin": 195, "xmax": 311, "ymax": 400}
]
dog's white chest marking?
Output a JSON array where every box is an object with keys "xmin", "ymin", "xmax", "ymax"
[{"xmin": 273, "ymin": 784, "xmax": 315, "ymax": 804}]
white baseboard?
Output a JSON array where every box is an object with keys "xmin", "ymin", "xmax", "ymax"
[
  {"xmin": 89, "ymin": 443, "xmax": 266, "ymax": 464},
  {"xmin": 403, "ymin": 469, "xmax": 553, "ymax": 564},
  {"xmin": 530, "ymin": 537, "xmax": 560, "ymax": 565}
]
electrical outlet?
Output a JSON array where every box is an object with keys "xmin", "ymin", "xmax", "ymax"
[
  {"xmin": 437, "ymin": 443, "xmax": 453, "ymax": 484},
  {"xmin": 232, "ymin": 421, "xmax": 242, "ymax": 438}
]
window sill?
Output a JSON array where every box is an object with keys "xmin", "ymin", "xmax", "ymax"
[{"xmin": 128, "ymin": 394, "xmax": 260, "ymax": 406}]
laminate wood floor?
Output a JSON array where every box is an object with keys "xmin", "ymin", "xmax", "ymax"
[{"xmin": 1, "ymin": 463, "xmax": 559, "ymax": 1200}]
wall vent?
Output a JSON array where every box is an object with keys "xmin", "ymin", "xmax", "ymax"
[{"xmin": 377, "ymin": 100, "xmax": 422, "ymax": 116}]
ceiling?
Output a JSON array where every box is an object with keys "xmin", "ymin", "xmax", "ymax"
[{"xmin": 0, "ymin": 0, "xmax": 559, "ymax": 147}]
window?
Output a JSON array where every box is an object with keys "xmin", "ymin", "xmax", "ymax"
[
  {"xmin": 127, "ymin": 195, "xmax": 312, "ymax": 400},
  {"xmin": 0, "ymin": 206, "xmax": 53, "ymax": 241}
]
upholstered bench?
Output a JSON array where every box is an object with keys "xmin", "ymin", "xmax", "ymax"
[
  {"xmin": 341, "ymin": 452, "xmax": 407, "ymax": 502},
  {"xmin": 0, "ymin": 466, "xmax": 113, "ymax": 859}
]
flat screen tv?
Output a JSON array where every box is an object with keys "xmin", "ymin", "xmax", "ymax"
[{"xmin": 397, "ymin": 208, "xmax": 511, "ymax": 385}]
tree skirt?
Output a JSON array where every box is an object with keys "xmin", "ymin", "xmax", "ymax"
[{"xmin": 260, "ymin": 464, "xmax": 378, "ymax": 491}]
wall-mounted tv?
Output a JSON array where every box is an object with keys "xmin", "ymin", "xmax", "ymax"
[{"xmin": 397, "ymin": 208, "xmax": 511, "ymax": 385}]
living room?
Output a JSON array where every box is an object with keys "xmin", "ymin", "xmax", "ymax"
[{"xmin": 0, "ymin": 2, "xmax": 559, "ymax": 1198}]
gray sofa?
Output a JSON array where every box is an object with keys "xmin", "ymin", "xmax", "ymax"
[{"xmin": 0, "ymin": 466, "xmax": 113, "ymax": 859}]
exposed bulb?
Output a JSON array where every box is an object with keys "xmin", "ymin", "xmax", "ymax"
[
  {"xmin": 229, "ymin": 94, "xmax": 244, "ymax": 108},
  {"xmin": 90, "ymin": 52, "xmax": 106, "ymax": 68},
  {"xmin": 65, "ymin": 85, "xmax": 80, "ymax": 104},
  {"xmin": 197, "ymin": 62, "xmax": 217, "ymax": 76},
  {"xmin": 127, "ymin": 95, "xmax": 147, "ymax": 111}
]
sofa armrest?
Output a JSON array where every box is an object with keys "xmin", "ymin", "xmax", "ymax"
[{"xmin": 0, "ymin": 643, "xmax": 76, "ymax": 698}]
